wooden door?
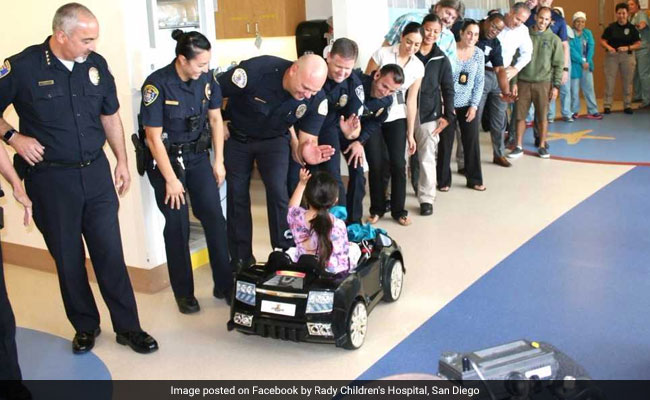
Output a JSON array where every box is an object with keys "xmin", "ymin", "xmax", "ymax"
[{"xmin": 215, "ymin": 0, "xmax": 255, "ymax": 39}]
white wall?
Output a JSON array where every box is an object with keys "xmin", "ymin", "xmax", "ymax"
[
  {"xmin": 332, "ymin": 0, "xmax": 389, "ymax": 69},
  {"xmin": 306, "ymin": 0, "xmax": 333, "ymax": 20}
]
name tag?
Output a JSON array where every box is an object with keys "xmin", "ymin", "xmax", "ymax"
[
  {"xmin": 165, "ymin": 100, "xmax": 179, "ymax": 106},
  {"xmin": 38, "ymin": 80, "xmax": 55, "ymax": 86}
]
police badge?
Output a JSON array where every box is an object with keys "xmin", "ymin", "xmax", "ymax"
[
  {"xmin": 375, "ymin": 108, "xmax": 384, "ymax": 117},
  {"xmin": 338, "ymin": 94, "xmax": 348, "ymax": 107},
  {"xmin": 296, "ymin": 104, "xmax": 307, "ymax": 118},
  {"xmin": 624, "ymin": 28, "xmax": 630, "ymax": 35},
  {"xmin": 0, "ymin": 60, "xmax": 11, "ymax": 80},
  {"xmin": 355, "ymin": 85, "xmax": 365, "ymax": 103},
  {"xmin": 88, "ymin": 67, "xmax": 100, "ymax": 86},
  {"xmin": 205, "ymin": 83, "xmax": 211, "ymax": 100},
  {"xmin": 232, "ymin": 68, "xmax": 247, "ymax": 88},
  {"xmin": 143, "ymin": 84, "xmax": 159, "ymax": 106},
  {"xmin": 459, "ymin": 72, "xmax": 468, "ymax": 85}
]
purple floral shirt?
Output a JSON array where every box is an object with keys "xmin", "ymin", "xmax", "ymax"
[{"xmin": 287, "ymin": 206, "xmax": 354, "ymax": 274}]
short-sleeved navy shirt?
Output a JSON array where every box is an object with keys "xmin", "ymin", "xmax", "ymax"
[
  {"xmin": 0, "ymin": 37, "xmax": 119, "ymax": 163},
  {"xmin": 140, "ymin": 61, "xmax": 222, "ymax": 144},
  {"xmin": 526, "ymin": 8, "xmax": 568, "ymax": 41},
  {"xmin": 602, "ymin": 22, "xmax": 641, "ymax": 49},
  {"xmin": 355, "ymin": 72, "xmax": 392, "ymax": 145},
  {"xmin": 317, "ymin": 72, "xmax": 365, "ymax": 137},
  {"xmin": 478, "ymin": 27, "xmax": 504, "ymax": 68},
  {"xmin": 217, "ymin": 55, "xmax": 327, "ymax": 139}
]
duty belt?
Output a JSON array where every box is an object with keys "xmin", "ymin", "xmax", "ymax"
[
  {"xmin": 169, "ymin": 140, "xmax": 203, "ymax": 154},
  {"xmin": 36, "ymin": 153, "xmax": 101, "ymax": 169}
]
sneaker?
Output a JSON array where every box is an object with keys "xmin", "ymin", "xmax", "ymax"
[
  {"xmin": 624, "ymin": 107, "xmax": 633, "ymax": 114},
  {"xmin": 547, "ymin": 118, "xmax": 554, "ymax": 124},
  {"xmin": 507, "ymin": 146, "xmax": 524, "ymax": 159},
  {"xmin": 571, "ymin": 113, "xmax": 580, "ymax": 119},
  {"xmin": 585, "ymin": 113, "xmax": 603, "ymax": 120},
  {"xmin": 604, "ymin": 108, "xmax": 611, "ymax": 114},
  {"xmin": 562, "ymin": 116, "xmax": 574, "ymax": 122},
  {"xmin": 538, "ymin": 146, "xmax": 550, "ymax": 159}
]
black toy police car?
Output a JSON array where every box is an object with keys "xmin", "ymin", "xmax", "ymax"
[{"xmin": 227, "ymin": 233, "xmax": 404, "ymax": 349}]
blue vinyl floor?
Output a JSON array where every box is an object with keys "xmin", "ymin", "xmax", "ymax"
[
  {"xmin": 522, "ymin": 109, "xmax": 650, "ymax": 165},
  {"xmin": 359, "ymin": 166, "xmax": 650, "ymax": 380}
]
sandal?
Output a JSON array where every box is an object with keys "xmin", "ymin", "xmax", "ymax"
[
  {"xmin": 396, "ymin": 216, "xmax": 412, "ymax": 226},
  {"xmin": 469, "ymin": 184, "xmax": 486, "ymax": 191},
  {"xmin": 366, "ymin": 214, "xmax": 380, "ymax": 224},
  {"xmin": 438, "ymin": 186, "xmax": 450, "ymax": 192}
]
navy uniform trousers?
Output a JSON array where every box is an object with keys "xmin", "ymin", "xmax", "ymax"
[
  {"xmin": 0, "ymin": 244, "xmax": 22, "ymax": 382},
  {"xmin": 225, "ymin": 135, "xmax": 292, "ymax": 264},
  {"xmin": 146, "ymin": 151, "xmax": 232, "ymax": 297},
  {"xmin": 24, "ymin": 154, "xmax": 141, "ymax": 333}
]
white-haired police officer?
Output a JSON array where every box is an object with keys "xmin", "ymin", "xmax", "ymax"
[
  {"xmin": 139, "ymin": 30, "xmax": 232, "ymax": 314},
  {"xmin": 218, "ymin": 54, "xmax": 333, "ymax": 269},
  {"xmin": 0, "ymin": 3, "xmax": 157, "ymax": 354}
]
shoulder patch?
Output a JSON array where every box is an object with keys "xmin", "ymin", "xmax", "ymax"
[
  {"xmin": 318, "ymin": 99, "xmax": 328, "ymax": 116},
  {"xmin": 143, "ymin": 84, "xmax": 159, "ymax": 106},
  {"xmin": 232, "ymin": 68, "xmax": 247, "ymax": 88},
  {"xmin": 88, "ymin": 66, "xmax": 100, "ymax": 86},
  {"xmin": 0, "ymin": 60, "xmax": 11, "ymax": 80},
  {"xmin": 213, "ymin": 69, "xmax": 220, "ymax": 84},
  {"xmin": 355, "ymin": 85, "xmax": 365, "ymax": 103},
  {"xmin": 205, "ymin": 83, "xmax": 211, "ymax": 100}
]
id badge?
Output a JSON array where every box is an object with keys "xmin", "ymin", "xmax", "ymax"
[
  {"xmin": 458, "ymin": 72, "xmax": 469, "ymax": 85},
  {"xmin": 396, "ymin": 90, "xmax": 406, "ymax": 104}
]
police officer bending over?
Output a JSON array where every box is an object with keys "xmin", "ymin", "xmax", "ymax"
[
  {"xmin": 342, "ymin": 65, "xmax": 403, "ymax": 223},
  {"xmin": 139, "ymin": 30, "xmax": 232, "ymax": 314},
  {"xmin": 0, "ymin": 3, "xmax": 157, "ymax": 354},
  {"xmin": 218, "ymin": 54, "xmax": 333, "ymax": 270},
  {"xmin": 288, "ymin": 38, "xmax": 363, "ymax": 197},
  {"xmin": 0, "ymin": 144, "xmax": 32, "ymax": 399}
]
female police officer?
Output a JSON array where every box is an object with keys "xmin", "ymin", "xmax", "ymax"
[{"xmin": 140, "ymin": 30, "xmax": 232, "ymax": 314}]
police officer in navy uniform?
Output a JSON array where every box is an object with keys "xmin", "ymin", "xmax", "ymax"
[
  {"xmin": 287, "ymin": 38, "xmax": 363, "ymax": 196},
  {"xmin": 218, "ymin": 54, "xmax": 333, "ymax": 269},
  {"xmin": 0, "ymin": 3, "xmax": 157, "ymax": 354},
  {"xmin": 341, "ymin": 65, "xmax": 403, "ymax": 224},
  {"xmin": 140, "ymin": 30, "xmax": 232, "ymax": 314},
  {"xmin": 0, "ymin": 145, "xmax": 32, "ymax": 399}
]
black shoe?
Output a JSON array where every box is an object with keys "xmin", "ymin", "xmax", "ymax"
[
  {"xmin": 458, "ymin": 168, "xmax": 466, "ymax": 175},
  {"xmin": 175, "ymin": 296, "xmax": 200, "ymax": 314},
  {"xmin": 384, "ymin": 197, "xmax": 391, "ymax": 213},
  {"xmin": 604, "ymin": 107, "xmax": 611, "ymax": 114},
  {"xmin": 624, "ymin": 107, "xmax": 633, "ymax": 114},
  {"xmin": 420, "ymin": 203, "xmax": 433, "ymax": 216},
  {"xmin": 72, "ymin": 327, "xmax": 101, "ymax": 354},
  {"xmin": 534, "ymin": 136, "xmax": 540, "ymax": 147},
  {"xmin": 213, "ymin": 286, "xmax": 233, "ymax": 306},
  {"xmin": 116, "ymin": 331, "xmax": 159, "ymax": 354}
]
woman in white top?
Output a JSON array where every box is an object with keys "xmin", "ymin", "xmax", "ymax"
[{"xmin": 364, "ymin": 22, "xmax": 425, "ymax": 226}]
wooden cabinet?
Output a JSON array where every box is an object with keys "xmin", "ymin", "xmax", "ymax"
[{"xmin": 214, "ymin": 0, "xmax": 306, "ymax": 39}]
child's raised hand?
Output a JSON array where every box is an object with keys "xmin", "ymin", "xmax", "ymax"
[{"xmin": 299, "ymin": 168, "xmax": 312, "ymax": 184}]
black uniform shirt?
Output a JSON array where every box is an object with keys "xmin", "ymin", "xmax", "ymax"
[
  {"xmin": 356, "ymin": 72, "xmax": 392, "ymax": 145},
  {"xmin": 140, "ymin": 61, "xmax": 222, "ymax": 144},
  {"xmin": 477, "ymin": 30, "xmax": 504, "ymax": 68},
  {"xmin": 217, "ymin": 55, "xmax": 327, "ymax": 139},
  {"xmin": 317, "ymin": 72, "xmax": 364, "ymax": 137},
  {"xmin": 0, "ymin": 37, "xmax": 119, "ymax": 163},
  {"xmin": 602, "ymin": 22, "xmax": 641, "ymax": 49}
]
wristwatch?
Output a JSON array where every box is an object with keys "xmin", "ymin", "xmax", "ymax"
[{"xmin": 2, "ymin": 128, "xmax": 16, "ymax": 144}]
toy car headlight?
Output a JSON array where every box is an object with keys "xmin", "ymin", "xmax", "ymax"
[
  {"xmin": 306, "ymin": 291, "xmax": 334, "ymax": 314},
  {"xmin": 235, "ymin": 281, "xmax": 256, "ymax": 306}
]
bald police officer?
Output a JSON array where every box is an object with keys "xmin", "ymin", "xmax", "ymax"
[
  {"xmin": 0, "ymin": 3, "xmax": 157, "ymax": 354},
  {"xmin": 218, "ymin": 54, "xmax": 333, "ymax": 269}
]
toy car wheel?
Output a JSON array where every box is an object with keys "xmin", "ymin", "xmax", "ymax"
[
  {"xmin": 343, "ymin": 301, "xmax": 367, "ymax": 350},
  {"xmin": 382, "ymin": 258, "xmax": 404, "ymax": 302}
]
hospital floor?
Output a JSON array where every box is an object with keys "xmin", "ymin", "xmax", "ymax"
[{"xmin": 3, "ymin": 100, "xmax": 648, "ymax": 381}]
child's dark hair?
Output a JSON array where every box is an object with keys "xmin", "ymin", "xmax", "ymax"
[{"xmin": 304, "ymin": 171, "xmax": 338, "ymax": 270}]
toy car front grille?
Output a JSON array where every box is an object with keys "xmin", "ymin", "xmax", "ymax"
[{"xmin": 255, "ymin": 320, "xmax": 307, "ymax": 342}]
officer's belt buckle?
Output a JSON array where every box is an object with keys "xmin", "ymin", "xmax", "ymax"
[{"xmin": 79, "ymin": 159, "xmax": 93, "ymax": 168}]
